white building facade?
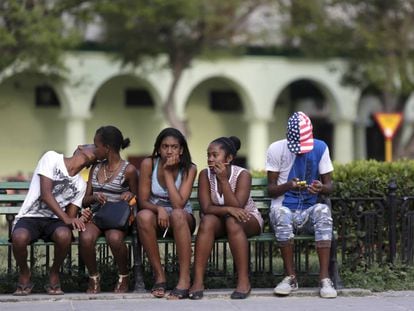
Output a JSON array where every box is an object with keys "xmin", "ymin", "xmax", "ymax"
[{"xmin": 0, "ymin": 51, "xmax": 405, "ymax": 177}]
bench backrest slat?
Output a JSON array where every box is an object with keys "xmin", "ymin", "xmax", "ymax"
[
  {"xmin": 0, "ymin": 194, "xmax": 26, "ymax": 202},
  {"xmin": 0, "ymin": 182, "xmax": 31, "ymax": 190},
  {"xmin": 0, "ymin": 178, "xmax": 270, "ymax": 213}
]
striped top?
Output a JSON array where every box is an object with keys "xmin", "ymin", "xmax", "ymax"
[
  {"xmin": 90, "ymin": 160, "xmax": 130, "ymax": 213},
  {"xmin": 207, "ymin": 165, "xmax": 263, "ymax": 230}
]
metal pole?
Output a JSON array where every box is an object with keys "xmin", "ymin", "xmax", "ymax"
[
  {"xmin": 385, "ymin": 138, "xmax": 392, "ymax": 162},
  {"xmin": 387, "ymin": 179, "xmax": 398, "ymax": 264}
]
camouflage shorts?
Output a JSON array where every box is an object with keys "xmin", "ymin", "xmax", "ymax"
[{"xmin": 269, "ymin": 203, "xmax": 333, "ymax": 242}]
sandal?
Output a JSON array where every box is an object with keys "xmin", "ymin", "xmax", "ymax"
[
  {"xmin": 13, "ymin": 283, "xmax": 34, "ymax": 296},
  {"xmin": 167, "ymin": 287, "xmax": 189, "ymax": 300},
  {"xmin": 151, "ymin": 282, "xmax": 167, "ymax": 298},
  {"xmin": 86, "ymin": 273, "xmax": 101, "ymax": 294},
  {"xmin": 230, "ymin": 288, "xmax": 251, "ymax": 299},
  {"xmin": 189, "ymin": 289, "xmax": 204, "ymax": 300},
  {"xmin": 44, "ymin": 283, "xmax": 64, "ymax": 295},
  {"xmin": 114, "ymin": 274, "xmax": 129, "ymax": 293}
]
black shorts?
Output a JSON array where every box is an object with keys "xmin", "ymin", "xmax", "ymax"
[{"xmin": 12, "ymin": 217, "xmax": 71, "ymax": 243}]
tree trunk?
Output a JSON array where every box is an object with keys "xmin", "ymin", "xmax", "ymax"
[{"xmin": 162, "ymin": 60, "xmax": 189, "ymax": 137}]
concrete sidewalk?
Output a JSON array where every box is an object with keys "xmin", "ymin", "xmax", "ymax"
[{"xmin": 1, "ymin": 288, "xmax": 414, "ymax": 311}]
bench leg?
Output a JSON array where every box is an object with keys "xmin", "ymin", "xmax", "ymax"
[
  {"xmin": 329, "ymin": 233, "xmax": 343, "ymax": 289},
  {"xmin": 131, "ymin": 224, "xmax": 146, "ymax": 292}
]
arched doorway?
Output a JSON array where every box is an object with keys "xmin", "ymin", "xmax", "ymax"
[
  {"xmin": 184, "ymin": 76, "xmax": 251, "ymax": 169},
  {"xmin": 271, "ymin": 79, "xmax": 334, "ymax": 153},
  {"xmin": 88, "ymin": 74, "xmax": 161, "ymax": 168}
]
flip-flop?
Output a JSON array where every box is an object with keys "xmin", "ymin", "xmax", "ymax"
[
  {"xmin": 44, "ymin": 283, "xmax": 64, "ymax": 295},
  {"xmin": 151, "ymin": 282, "xmax": 167, "ymax": 298},
  {"xmin": 13, "ymin": 283, "xmax": 34, "ymax": 296},
  {"xmin": 167, "ymin": 287, "xmax": 189, "ymax": 300}
]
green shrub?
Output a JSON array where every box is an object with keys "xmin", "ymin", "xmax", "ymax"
[
  {"xmin": 333, "ymin": 159, "xmax": 414, "ymax": 198},
  {"xmin": 253, "ymin": 159, "xmax": 414, "ymax": 197},
  {"xmin": 341, "ymin": 263, "xmax": 414, "ymax": 291}
]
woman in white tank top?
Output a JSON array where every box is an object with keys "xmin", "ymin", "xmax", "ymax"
[{"xmin": 189, "ymin": 136, "xmax": 263, "ymax": 300}]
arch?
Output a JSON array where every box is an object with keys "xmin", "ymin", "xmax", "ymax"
[
  {"xmin": 86, "ymin": 73, "xmax": 163, "ymax": 162},
  {"xmin": 0, "ymin": 71, "xmax": 69, "ymax": 175},
  {"xmin": 91, "ymin": 74, "xmax": 162, "ymax": 111},
  {"xmin": 179, "ymin": 74, "xmax": 255, "ymax": 120},
  {"xmin": 354, "ymin": 86, "xmax": 384, "ymax": 160},
  {"xmin": 270, "ymin": 77, "xmax": 339, "ymax": 140},
  {"xmin": 183, "ymin": 75, "xmax": 254, "ymax": 170},
  {"xmin": 271, "ymin": 76, "xmax": 342, "ymax": 118}
]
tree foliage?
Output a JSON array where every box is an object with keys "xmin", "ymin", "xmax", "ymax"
[
  {"xmin": 278, "ymin": 0, "xmax": 414, "ymax": 112},
  {"xmin": 0, "ymin": 0, "xmax": 87, "ymax": 74},
  {"xmin": 93, "ymin": 0, "xmax": 270, "ymax": 135}
]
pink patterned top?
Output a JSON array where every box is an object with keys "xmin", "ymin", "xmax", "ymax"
[{"xmin": 207, "ymin": 165, "xmax": 264, "ymax": 230}]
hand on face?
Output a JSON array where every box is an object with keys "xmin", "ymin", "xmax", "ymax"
[
  {"xmin": 209, "ymin": 162, "xmax": 228, "ymax": 179},
  {"xmin": 163, "ymin": 154, "xmax": 180, "ymax": 170},
  {"xmin": 207, "ymin": 142, "xmax": 231, "ymax": 178}
]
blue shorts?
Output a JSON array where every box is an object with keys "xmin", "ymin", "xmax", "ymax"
[{"xmin": 12, "ymin": 217, "xmax": 71, "ymax": 243}]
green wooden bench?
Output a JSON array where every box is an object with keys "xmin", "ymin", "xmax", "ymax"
[
  {"xmin": 0, "ymin": 181, "xmax": 141, "ymax": 289},
  {"xmin": 0, "ymin": 178, "xmax": 342, "ymax": 292}
]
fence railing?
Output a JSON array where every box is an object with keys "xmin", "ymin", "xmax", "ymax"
[
  {"xmin": 1, "ymin": 180, "xmax": 414, "ymax": 288},
  {"xmin": 331, "ymin": 180, "xmax": 414, "ymax": 269}
]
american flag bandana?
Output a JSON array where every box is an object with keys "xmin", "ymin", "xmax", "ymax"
[{"xmin": 286, "ymin": 111, "xmax": 314, "ymax": 154}]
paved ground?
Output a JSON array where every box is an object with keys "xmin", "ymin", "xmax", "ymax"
[{"xmin": 1, "ymin": 288, "xmax": 414, "ymax": 311}]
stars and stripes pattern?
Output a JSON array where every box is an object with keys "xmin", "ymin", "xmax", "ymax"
[{"xmin": 286, "ymin": 111, "xmax": 314, "ymax": 154}]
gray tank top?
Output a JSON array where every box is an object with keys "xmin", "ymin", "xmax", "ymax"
[{"xmin": 149, "ymin": 158, "xmax": 192, "ymax": 214}]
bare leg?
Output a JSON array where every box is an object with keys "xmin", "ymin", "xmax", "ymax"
[
  {"xmin": 190, "ymin": 215, "xmax": 224, "ymax": 293},
  {"xmin": 106, "ymin": 229, "xmax": 128, "ymax": 274},
  {"xmin": 136, "ymin": 210, "xmax": 165, "ymax": 284},
  {"xmin": 169, "ymin": 209, "xmax": 194, "ymax": 290},
  {"xmin": 317, "ymin": 245, "xmax": 331, "ymax": 280},
  {"xmin": 49, "ymin": 226, "xmax": 73, "ymax": 286},
  {"xmin": 106, "ymin": 229, "xmax": 129, "ymax": 292},
  {"xmin": 79, "ymin": 222, "xmax": 101, "ymax": 276},
  {"xmin": 11, "ymin": 228, "xmax": 31, "ymax": 286},
  {"xmin": 226, "ymin": 216, "xmax": 260, "ymax": 293},
  {"xmin": 279, "ymin": 242, "xmax": 295, "ymax": 277}
]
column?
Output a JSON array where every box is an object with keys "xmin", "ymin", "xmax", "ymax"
[
  {"xmin": 354, "ymin": 122, "xmax": 367, "ymax": 160},
  {"xmin": 64, "ymin": 116, "xmax": 87, "ymax": 156},
  {"xmin": 333, "ymin": 118, "xmax": 354, "ymax": 163},
  {"xmin": 247, "ymin": 118, "xmax": 269, "ymax": 171}
]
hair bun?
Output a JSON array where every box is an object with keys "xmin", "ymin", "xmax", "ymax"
[
  {"xmin": 122, "ymin": 138, "xmax": 131, "ymax": 149},
  {"xmin": 228, "ymin": 136, "xmax": 241, "ymax": 151}
]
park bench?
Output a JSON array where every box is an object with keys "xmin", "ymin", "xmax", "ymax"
[{"xmin": 0, "ymin": 178, "xmax": 341, "ymax": 292}]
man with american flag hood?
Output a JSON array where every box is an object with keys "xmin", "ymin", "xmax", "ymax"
[{"xmin": 265, "ymin": 111, "xmax": 337, "ymax": 299}]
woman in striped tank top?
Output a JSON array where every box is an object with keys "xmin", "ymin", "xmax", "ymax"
[
  {"xmin": 79, "ymin": 126, "xmax": 138, "ymax": 294},
  {"xmin": 189, "ymin": 136, "xmax": 263, "ymax": 300}
]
